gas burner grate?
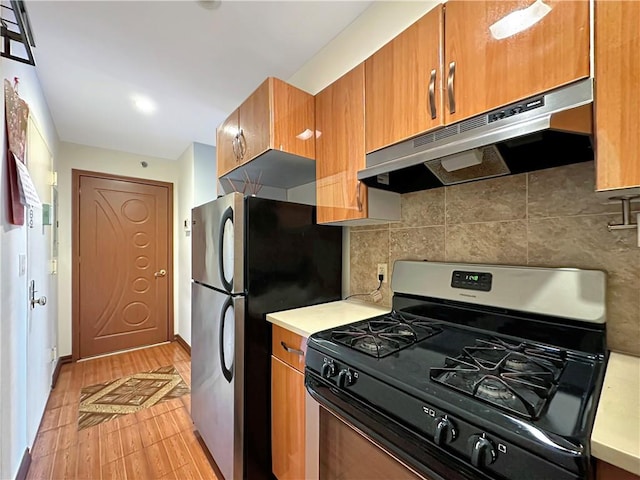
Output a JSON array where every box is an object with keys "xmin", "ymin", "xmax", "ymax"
[
  {"xmin": 331, "ymin": 314, "xmax": 441, "ymax": 358},
  {"xmin": 430, "ymin": 339, "xmax": 568, "ymax": 419}
]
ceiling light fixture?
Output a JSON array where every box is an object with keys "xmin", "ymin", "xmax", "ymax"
[
  {"xmin": 197, "ymin": 0, "xmax": 222, "ymax": 11},
  {"xmin": 131, "ymin": 94, "xmax": 157, "ymax": 115},
  {"xmin": 489, "ymin": 0, "xmax": 552, "ymax": 40}
]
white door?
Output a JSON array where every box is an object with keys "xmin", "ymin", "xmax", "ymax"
[{"xmin": 25, "ymin": 117, "xmax": 55, "ymax": 445}]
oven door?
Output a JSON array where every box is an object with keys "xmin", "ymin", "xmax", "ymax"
[
  {"xmin": 320, "ymin": 406, "xmax": 427, "ymax": 480},
  {"xmin": 306, "ymin": 373, "xmax": 492, "ymax": 480}
]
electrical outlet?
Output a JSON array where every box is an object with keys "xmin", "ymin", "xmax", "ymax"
[{"xmin": 377, "ymin": 263, "xmax": 388, "ymax": 283}]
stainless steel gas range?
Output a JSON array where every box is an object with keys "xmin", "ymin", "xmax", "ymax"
[{"xmin": 305, "ymin": 261, "xmax": 607, "ymax": 480}]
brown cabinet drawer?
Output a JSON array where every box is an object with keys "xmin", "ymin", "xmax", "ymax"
[{"xmin": 272, "ymin": 324, "xmax": 306, "ymax": 372}]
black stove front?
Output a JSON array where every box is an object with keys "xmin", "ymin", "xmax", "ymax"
[{"xmin": 305, "ymin": 296, "xmax": 607, "ymax": 480}]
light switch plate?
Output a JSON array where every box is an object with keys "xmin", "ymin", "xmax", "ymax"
[{"xmin": 18, "ymin": 254, "xmax": 26, "ymax": 276}]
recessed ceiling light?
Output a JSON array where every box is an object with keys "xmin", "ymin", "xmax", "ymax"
[
  {"xmin": 131, "ymin": 94, "xmax": 157, "ymax": 115},
  {"xmin": 197, "ymin": 0, "xmax": 221, "ymax": 10}
]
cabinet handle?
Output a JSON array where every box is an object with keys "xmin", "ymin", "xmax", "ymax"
[
  {"xmin": 428, "ymin": 68, "xmax": 437, "ymax": 120},
  {"xmin": 232, "ymin": 135, "xmax": 240, "ymax": 161},
  {"xmin": 238, "ymin": 129, "xmax": 247, "ymax": 159},
  {"xmin": 356, "ymin": 181, "xmax": 363, "ymax": 212},
  {"xmin": 281, "ymin": 341, "xmax": 304, "ymax": 356},
  {"xmin": 447, "ymin": 61, "xmax": 456, "ymax": 115}
]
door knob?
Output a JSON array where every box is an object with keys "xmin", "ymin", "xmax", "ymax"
[
  {"xmin": 32, "ymin": 296, "xmax": 47, "ymax": 307},
  {"xmin": 29, "ymin": 279, "xmax": 47, "ymax": 308},
  {"xmin": 154, "ymin": 269, "xmax": 167, "ymax": 278}
]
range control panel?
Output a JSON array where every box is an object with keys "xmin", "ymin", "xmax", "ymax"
[
  {"xmin": 451, "ymin": 271, "xmax": 493, "ymax": 292},
  {"xmin": 487, "ymin": 96, "xmax": 545, "ymax": 123}
]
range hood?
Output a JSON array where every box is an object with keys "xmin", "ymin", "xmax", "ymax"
[{"xmin": 358, "ymin": 79, "xmax": 594, "ymax": 193}]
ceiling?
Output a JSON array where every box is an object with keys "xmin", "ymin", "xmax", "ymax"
[{"xmin": 25, "ymin": 1, "xmax": 372, "ymax": 160}]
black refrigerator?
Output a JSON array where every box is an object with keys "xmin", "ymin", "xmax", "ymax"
[{"xmin": 191, "ymin": 193, "xmax": 342, "ymax": 480}]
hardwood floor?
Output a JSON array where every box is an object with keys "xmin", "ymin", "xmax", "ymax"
[{"xmin": 27, "ymin": 342, "xmax": 218, "ymax": 480}]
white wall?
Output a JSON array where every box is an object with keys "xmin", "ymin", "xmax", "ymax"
[
  {"xmin": 56, "ymin": 142, "xmax": 182, "ymax": 356},
  {"xmin": 0, "ymin": 58, "xmax": 59, "ymax": 480},
  {"xmin": 193, "ymin": 142, "xmax": 217, "ymax": 207},
  {"xmin": 177, "ymin": 144, "xmax": 195, "ymax": 345}
]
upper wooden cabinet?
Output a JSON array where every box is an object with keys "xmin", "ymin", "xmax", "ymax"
[
  {"xmin": 364, "ymin": 1, "xmax": 590, "ymax": 153},
  {"xmin": 365, "ymin": 4, "xmax": 444, "ymax": 153},
  {"xmin": 216, "ymin": 78, "xmax": 316, "ymax": 187},
  {"xmin": 216, "ymin": 108, "xmax": 240, "ymax": 178},
  {"xmin": 316, "ymin": 64, "xmax": 400, "ymax": 224},
  {"xmin": 317, "ymin": 64, "xmax": 369, "ymax": 223},
  {"xmin": 595, "ymin": 0, "xmax": 640, "ymax": 191},
  {"xmin": 444, "ymin": 0, "xmax": 590, "ymax": 124}
]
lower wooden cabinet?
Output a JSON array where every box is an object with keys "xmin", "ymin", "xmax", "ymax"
[
  {"xmin": 271, "ymin": 356, "xmax": 306, "ymax": 480},
  {"xmin": 596, "ymin": 461, "xmax": 640, "ymax": 480}
]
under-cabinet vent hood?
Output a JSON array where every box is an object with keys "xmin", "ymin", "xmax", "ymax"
[{"xmin": 358, "ymin": 79, "xmax": 594, "ymax": 193}]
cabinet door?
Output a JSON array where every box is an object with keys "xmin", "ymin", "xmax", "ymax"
[
  {"xmin": 596, "ymin": 461, "xmax": 640, "ymax": 480},
  {"xmin": 217, "ymin": 109, "xmax": 240, "ymax": 178},
  {"xmin": 272, "ymin": 78, "xmax": 316, "ymax": 160},
  {"xmin": 239, "ymin": 78, "xmax": 271, "ymax": 163},
  {"xmin": 316, "ymin": 64, "xmax": 368, "ymax": 224},
  {"xmin": 272, "ymin": 356, "xmax": 305, "ymax": 480},
  {"xmin": 365, "ymin": 5, "xmax": 444, "ymax": 153},
  {"xmin": 444, "ymin": 0, "xmax": 589, "ymax": 124},
  {"xmin": 272, "ymin": 324, "xmax": 306, "ymax": 372},
  {"xmin": 595, "ymin": 0, "xmax": 640, "ymax": 191}
]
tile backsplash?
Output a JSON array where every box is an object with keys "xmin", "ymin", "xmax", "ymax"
[{"xmin": 349, "ymin": 162, "xmax": 640, "ymax": 356}]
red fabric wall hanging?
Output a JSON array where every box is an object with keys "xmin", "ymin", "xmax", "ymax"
[{"xmin": 4, "ymin": 78, "xmax": 30, "ymax": 225}]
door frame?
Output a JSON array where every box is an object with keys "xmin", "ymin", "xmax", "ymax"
[{"xmin": 71, "ymin": 169, "xmax": 174, "ymax": 361}]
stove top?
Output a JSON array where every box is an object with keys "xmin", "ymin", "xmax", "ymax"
[
  {"xmin": 430, "ymin": 338, "xmax": 567, "ymax": 419},
  {"xmin": 304, "ymin": 261, "xmax": 607, "ymax": 480},
  {"xmin": 331, "ymin": 312, "xmax": 441, "ymax": 358}
]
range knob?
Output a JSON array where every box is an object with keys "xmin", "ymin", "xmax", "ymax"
[
  {"xmin": 468, "ymin": 434, "xmax": 497, "ymax": 468},
  {"xmin": 321, "ymin": 361, "xmax": 336, "ymax": 379},
  {"xmin": 433, "ymin": 415, "xmax": 458, "ymax": 445},
  {"xmin": 337, "ymin": 368, "xmax": 355, "ymax": 387}
]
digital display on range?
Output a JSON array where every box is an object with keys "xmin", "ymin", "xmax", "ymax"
[{"xmin": 451, "ymin": 271, "xmax": 492, "ymax": 292}]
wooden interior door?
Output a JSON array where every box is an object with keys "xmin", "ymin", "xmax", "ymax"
[
  {"xmin": 316, "ymin": 63, "xmax": 368, "ymax": 223},
  {"xmin": 365, "ymin": 4, "xmax": 444, "ymax": 153},
  {"xmin": 73, "ymin": 171, "xmax": 173, "ymax": 359},
  {"xmin": 444, "ymin": 0, "xmax": 590, "ymax": 124}
]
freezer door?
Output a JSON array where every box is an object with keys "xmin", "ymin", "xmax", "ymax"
[
  {"xmin": 192, "ymin": 192, "xmax": 245, "ymax": 294},
  {"xmin": 192, "ymin": 282, "xmax": 245, "ymax": 480}
]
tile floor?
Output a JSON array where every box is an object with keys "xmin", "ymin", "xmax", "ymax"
[{"xmin": 26, "ymin": 342, "xmax": 218, "ymax": 480}]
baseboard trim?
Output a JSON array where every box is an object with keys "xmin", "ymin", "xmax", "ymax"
[
  {"xmin": 15, "ymin": 448, "xmax": 31, "ymax": 480},
  {"xmin": 174, "ymin": 335, "xmax": 191, "ymax": 356},
  {"xmin": 52, "ymin": 355, "xmax": 72, "ymax": 389},
  {"xmin": 194, "ymin": 430, "xmax": 224, "ymax": 480}
]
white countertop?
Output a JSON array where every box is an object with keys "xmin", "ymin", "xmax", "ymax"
[
  {"xmin": 266, "ymin": 299, "xmax": 390, "ymax": 338},
  {"xmin": 591, "ymin": 352, "xmax": 640, "ymax": 476}
]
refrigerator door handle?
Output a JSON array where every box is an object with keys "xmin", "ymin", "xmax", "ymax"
[
  {"xmin": 219, "ymin": 206, "xmax": 234, "ymax": 293},
  {"xmin": 219, "ymin": 296, "xmax": 234, "ymax": 383}
]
